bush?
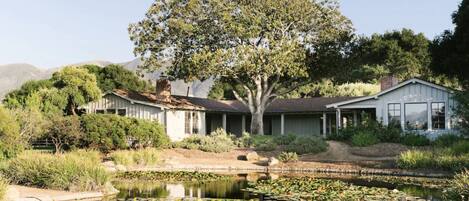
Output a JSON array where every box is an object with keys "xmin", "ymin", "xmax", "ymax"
[
  {"xmin": 128, "ymin": 119, "xmax": 170, "ymax": 149},
  {"xmin": 351, "ymin": 131, "xmax": 380, "ymax": 147},
  {"xmin": 285, "ymin": 136, "xmax": 328, "ymax": 154},
  {"xmin": 0, "ymin": 176, "xmax": 7, "ymax": 201},
  {"xmin": 46, "ymin": 115, "xmax": 83, "ymax": 153},
  {"xmin": 397, "ymin": 150, "xmax": 434, "ymax": 169},
  {"xmin": 0, "ymin": 106, "xmax": 24, "ymax": 160},
  {"xmin": 177, "ymin": 129, "xmax": 235, "ymax": 153},
  {"xmin": 110, "ymin": 148, "xmax": 159, "ymax": 166},
  {"xmin": 453, "ymin": 169, "xmax": 469, "ymax": 197},
  {"xmin": 448, "ymin": 141, "xmax": 469, "ymax": 155},
  {"xmin": 433, "ymin": 134, "xmax": 463, "ymax": 147},
  {"xmin": 400, "ymin": 132, "xmax": 430, "ymax": 146},
  {"xmin": 234, "ymin": 132, "xmax": 251, "ymax": 148},
  {"xmin": 329, "ymin": 120, "xmax": 402, "ymax": 144},
  {"xmin": 378, "ymin": 126, "xmax": 402, "ymax": 143},
  {"xmin": 4, "ymin": 151, "xmax": 109, "ymax": 191},
  {"xmin": 80, "ymin": 114, "xmax": 170, "ymax": 152},
  {"xmin": 278, "ymin": 152, "xmax": 298, "ymax": 163},
  {"xmin": 273, "ymin": 134, "xmax": 297, "ymax": 145},
  {"xmin": 254, "ymin": 139, "xmax": 277, "ymax": 151}
]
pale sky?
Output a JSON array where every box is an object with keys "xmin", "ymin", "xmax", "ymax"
[{"xmin": 0, "ymin": 0, "xmax": 461, "ymax": 69}]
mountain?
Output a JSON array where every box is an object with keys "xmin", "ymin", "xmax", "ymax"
[{"xmin": 0, "ymin": 59, "xmax": 214, "ymax": 99}]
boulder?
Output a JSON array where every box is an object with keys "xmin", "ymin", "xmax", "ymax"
[
  {"xmin": 245, "ymin": 152, "xmax": 260, "ymax": 161},
  {"xmin": 267, "ymin": 157, "xmax": 279, "ymax": 166}
]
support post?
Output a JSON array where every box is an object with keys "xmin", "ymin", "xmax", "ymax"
[
  {"xmin": 353, "ymin": 111, "xmax": 358, "ymax": 127},
  {"xmin": 222, "ymin": 113, "xmax": 227, "ymax": 131},
  {"xmin": 280, "ymin": 114, "xmax": 285, "ymax": 135},
  {"xmin": 336, "ymin": 108, "xmax": 341, "ymax": 132},
  {"xmin": 322, "ymin": 112, "xmax": 327, "ymax": 138},
  {"xmin": 241, "ymin": 115, "xmax": 246, "ymax": 133}
]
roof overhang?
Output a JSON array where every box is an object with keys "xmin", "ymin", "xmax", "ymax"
[{"xmin": 108, "ymin": 92, "xmax": 170, "ymax": 109}]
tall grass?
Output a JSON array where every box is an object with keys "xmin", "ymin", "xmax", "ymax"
[
  {"xmin": 110, "ymin": 148, "xmax": 159, "ymax": 166},
  {"xmin": 3, "ymin": 150, "xmax": 109, "ymax": 191}
]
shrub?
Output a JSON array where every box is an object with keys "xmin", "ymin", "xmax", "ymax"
[
  {"xmin": 80, "ymin": 114, "xmax": 132, "ymax": 152},
  {"xmin": 128, "ymin": 118, "xmax": 170, "ymax": 149},
  {"xmin": 328, "ymin": 127, "xmax": 356, "ymax": 141},
  {"xmin": 234, "ymin": 132, "xmax": 251, "ymax": 148},
  {"xmin": 400, "ymin": 132, "xmax": 430, "ymax": 146},
  {"xmin": 433, "ymin": 134, "xmax": 463, "ymax": 147},
  {"xmin": 110, "ymin": 148, "xmax": 159, "ymax": 166},
  {"xmin": 4, "ymin": 151, "xmax": 109, "ymax": 191},
  {"xmin": 278, "ymin": 152, "xmax": 298, "ymax": 163},
  {"xmin": 273, "ymin": 134, "xmax": 297, "ymax": 145},
  {"xmin": 254, "ymin": 139, "xmax": 277, "ymax": 151},
  {"xmin": 397, "ymin": 150, "xmax": 433, "ymax": 169},
  {"xmin": 436, "ymin": 154, "xmax": 469, "ymax": 171},
  {"xmin": 448, "ymin": 141, "xmax": 469, "ymax": 156},
  {"xmin": 0, "ymin": 106, "xmax": 24, "ymax": 160},
  {"xmin": 0, "ymin": 176, "xmax": 7, "ymax": 201},
  {"xmin": 285, "ymin": 136, "xmax": 328, "ymax": 154},
  {"xmin": 444, "ymin": 169, "xmax": 469, "ymax": 200},
  {"xmin": 46, "ymin": 115, "xmax": 83, "ymax": 153},
  {"xmin": 378, "ymin": 126, "xmax": 402, "ymax": 143},
  {"xmin": 351, "ymin": 131, "xmax": 380, "ymax": 147},
  {"xmin": 177, "ymin": 129, "xmax": 235, "ymax": 153}
]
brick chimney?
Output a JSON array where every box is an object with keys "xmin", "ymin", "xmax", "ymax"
[
  {"xmin": 380, "ymin": 76, "xmax": 399, "ymax": 91},
  {"xmin": 155, "ymin": 78, "xmax": 171, "ymax": 102}
]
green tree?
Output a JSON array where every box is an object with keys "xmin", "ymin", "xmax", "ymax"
[
  {"xmin": 3, "ymin": 79, "xmax": 53, "ymax": 109},
  {"xmin": 431, "ymin": 0, "xmax": 469, "ymax": 88},
  {"xmin": 46, "ymin": 115, "xmax": 83, "ymax": 153},
  {"xmin": 51, "ymin": 67, "xmax": 101, "ymax": 115},
  {"xmin": 82, "ymin": 64, "xmax": 154, "ymax": 92},
  {"xmin": 130, "ymin": 0, "xmax": 352, "ymax": 134},
  {"xmin": 0, "ymin": 106, "xmax": 24, "ymax": 160}
]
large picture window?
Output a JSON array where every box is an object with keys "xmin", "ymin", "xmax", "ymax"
[
  {"xmin": 192, "ymin": 112, "xmax": 199, "ymax": 134},
  {"xmin": 184, "ymin": 111, "xmax": 199, "ymax": 134},
  {"xmin": 405, "ymin": 103, "xmax": 428, "ymax": 130},
  {"xmin": 432, "ymin": 103, "xmax": 445, "ymax": 130},
  {"xmin": 388, "ymin": 103, "xmax": 401, "ymax": 127}
]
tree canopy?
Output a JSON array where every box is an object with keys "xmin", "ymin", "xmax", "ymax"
[
  {"xmin": 431, "ymin": 0, "xmax": 469, "ymax": 88},
  {"xmin": 130, "ymin": 0, "xmax": 353, "ymax": 134},
  {"xmin": 82, "ymin": 64, "xmax": 154, "ymax": 92}
]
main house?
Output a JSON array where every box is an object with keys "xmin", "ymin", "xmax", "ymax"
[{"xmin": 80, "ymin": 77, "xmax": 459, "ymax": 141}]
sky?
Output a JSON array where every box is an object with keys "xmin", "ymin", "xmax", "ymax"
[{"xmin": 0, "ymin": 0, "xmax": 462, "ymax": 69}]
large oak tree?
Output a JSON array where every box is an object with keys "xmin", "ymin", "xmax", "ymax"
[{"xmin": 129, "ymin": 0, "xmax": 352, "ymax": 134}]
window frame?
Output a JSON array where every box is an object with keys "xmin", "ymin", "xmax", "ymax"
[
  {"xmin": 184, "ymin": 111, "xmax": 192, "ymax": 134},
  {"xmin": 387, "ymin": 103, "xmax": 401, "ymax": 126},
  {"xmin": 404, "ymin": 102, "xmax": 429, "ymax": 131},
  {"xmin": 95, "ymin": 109, "xmax": 105, "ymax": 114},
  {"xmin": 431, "ymin": 102, "xmax": 446, "ymax": 130},
  {"xmin": 192, "ymin": 112, "xmax": 199, "ymax": 134},
  {"xmin": 117, "ymin": 109, "xmax": 127, "ymax": 117}
]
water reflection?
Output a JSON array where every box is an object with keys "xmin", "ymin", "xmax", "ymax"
[{"xmin": 113, "ymin": 173, "xmax": 445, "ymax": 200}]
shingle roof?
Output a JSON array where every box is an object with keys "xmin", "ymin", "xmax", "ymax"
[{"xmin": 112, "ymin": 89, "xmax": 359, "ymax": 113}]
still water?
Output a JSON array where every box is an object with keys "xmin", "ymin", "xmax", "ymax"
[{"xmin": 113, "ymin": 173, "xmax": 445, "ymax": 200}]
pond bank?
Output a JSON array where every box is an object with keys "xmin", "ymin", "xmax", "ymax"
[{"xmin": 5, "ymin": 185, "xmax": 117, "ymax": 201}]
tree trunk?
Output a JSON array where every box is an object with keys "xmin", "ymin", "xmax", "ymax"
[{"xmin": 251, "ymin": 111, "xmax": 264, "ymax": 135}]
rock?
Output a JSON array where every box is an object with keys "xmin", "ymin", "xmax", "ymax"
[
  {"xmin": 115, "ymin": 165, "xmax": 127, "ymax": 172},
  {"xmin": 267, "ymin": 157, "xmax": 279, "ymax": 166},
  {"xmin": 245, "ymin": 152, "xmax": 260, "ymax": 161}
]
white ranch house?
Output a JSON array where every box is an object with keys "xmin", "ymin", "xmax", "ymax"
[{"xmin": 81, "ymin": 77, "xmax": 459, "ymax": 141}]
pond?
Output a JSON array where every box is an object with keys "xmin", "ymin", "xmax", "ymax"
[{"xmin": 113, "ymin": 172, "xmax": 448, "ymax": 201}]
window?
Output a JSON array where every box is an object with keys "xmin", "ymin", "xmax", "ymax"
[
  {"xmin": 96, "ymin": 109, "xmax": 105, "ymax": 114},
  {"xmin": 117, "ymin": 109, "xmax": 126, "ymax": 117},
  {"xmin": 388, "ymin": 103, "xmax": 401, "ymax": 127},
  {"xmin": 184, "ymin": 112, "xmax": 191, "ymax": 134},
  {"xmin": 432, "ymin": 103, "xmax": 445, "ymax": 130},
  {"xmin": 106, "ymin": 109, "xmax": 116, "ymax": 114},
  {"xmin": 192, "ymin": 112, "xmax": 199, "ymax": 134},
  {"xmin": 405, "ymin": 103, "xmax": 428, "ymax": 130}
]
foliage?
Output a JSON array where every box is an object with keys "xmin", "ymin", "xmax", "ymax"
[
  {"xmin": 51, "ymin": 67, "xmax": 101, "ymax": 115},
  {"xmin": 10, "ymin": 107, "xmax": 50, "ymax": 143},
  {"xmin": 233, "ymin": 132, "xmax": 252, "ymax": 148},
  {"xmin": 246, "ymin": 177, "xmax": 407, "ymax": 200},
  {"xmin": 4, "ymin": 151, "xmax": 109, "ymax": 191},
  {"xmin": 329, "ymin": 119, "xmax": 401, "ymax": 143},
  {"xmin": 128, "ymin": 118, "xmax": 169, "ymax": 149},
  {"xmin": 0, "ymin": 106, "xmax": 24, "ymax": 161},
  {"xmin": 254, "ymin": 139, "xmax": 277, "ymax": 152},
  {"xmin": 46, "ymin": 115, "xmax": 83, "ymax": 153},
  {"xmin": 285, "ymin": 136, "xmax": 328, "ymax": 154},
  {"xmin": 400, "ymin": 132, "xmax": 430, "ymax": 147},
  {"xmin": 430, "ymin": 0, "xmax": 469, "ymax": 88},
  {"xmin": 273, "ymin": 134, "xmax": 297, "ymax": 145},
  {"xmin": 110, "ymin": 148, "xmax": 160, "ymax": 166},
  {"xmin": 0, "ymin": 175, "xmax": 7, "ymax": 201},
  {"xmin": 130, "ymin": 0, "xmax": 352, "ymax": 134},
  {"xmin": 287, "ymin": 79, "xmax": 380, "ymax": 98},
  {"xmin": 397, "ymin": 150, "xmax": 434, "ymax": 169},
  {"xmin": 80, "ymin": 114, "xmax": 132, "ymax": 152},
  {"xmin": 176, "ymin": 129, "xmax": 235, "ymax": 153},
  {"xmin": 351, "ymin": 131, "xmax": 380, "ymax": 147},
  {"xmin": 433, "ymin": 133, "xmax": 463, "ymax": 147},
  {"xmin": 448, "ymin": 141, "xmax": 469, "ymax": 156},
  {"xmin": 115, "ymin": 171, "xmax": 232, "ymax": 183},
  {"xmin": 454, "ymin": 91, "xmax": 469, "ymax": 136},
  {"xmin": 278, "ymin": 152, "xmax": 299, "ymax": 163},
  {"xmin": 443, "ymin": 172, "xmax": 468, "ymax": 201},
  {"xmin": 2, "ymin": 79, "xmax": 54, "ymax": 109},
  {"xmin": 82, "ymin": 64, "xmax": 154, "ymax": 92}
]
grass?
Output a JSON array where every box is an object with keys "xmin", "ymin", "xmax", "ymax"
[
  {"xmin": 3, "ymin": 150, "xmax": 110, "ymax": 191},
  {"xmin": 110, "ymin": 148, "xmax": 160, "ymax": 166},
  {"xmin": 278, "ymin": 152, "xmax": 298, "ymax": 163},
  {"xmin": 115, "ymin": 171, "xmax": 232, "ymax": 183}
]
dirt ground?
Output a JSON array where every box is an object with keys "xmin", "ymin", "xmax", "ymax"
[{"xmin": 156, "ymin": 141, "xmax": 410, "ymax": 170}]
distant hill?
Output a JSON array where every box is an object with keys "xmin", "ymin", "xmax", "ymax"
[{"xmin": 0, "ymin": 59, "xmax": 214, "ymax": 99}]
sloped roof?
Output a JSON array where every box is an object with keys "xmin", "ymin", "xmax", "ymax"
[{"xmin": 112, "ymin": 89, "xmax": 203, "ymax": 110}]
